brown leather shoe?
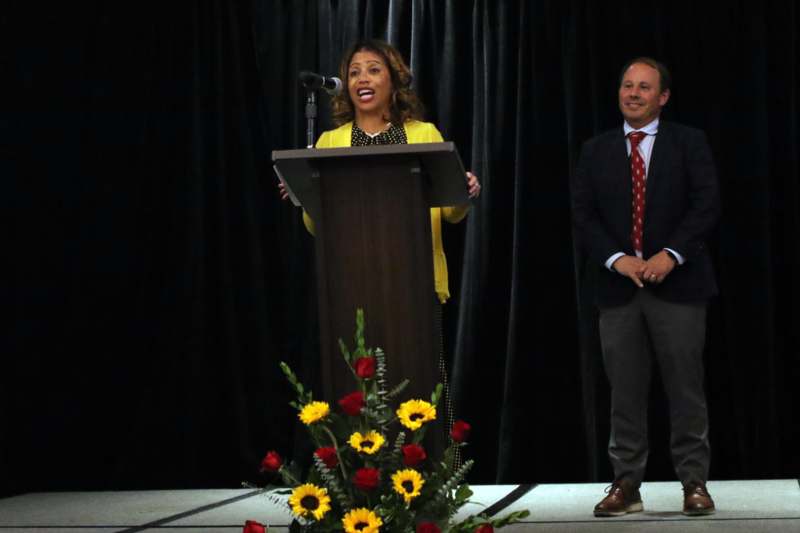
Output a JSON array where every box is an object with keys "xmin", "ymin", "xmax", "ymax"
[
  {"xmin": 594, "ymin": 481, "xmax": 643, "ymax": 517},
  {"xmin": 683, "ymin": 482, "xmax": 715, "ymax": 516}
]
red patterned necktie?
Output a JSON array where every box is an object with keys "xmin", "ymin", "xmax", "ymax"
[{"xmin": 628, "ymin": 131, "xmax": 647, "ymax": 254}]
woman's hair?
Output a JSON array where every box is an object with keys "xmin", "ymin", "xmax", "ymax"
[{"xmin": 330, "ymin": 39, "xmax": 425, "ymax": 127}]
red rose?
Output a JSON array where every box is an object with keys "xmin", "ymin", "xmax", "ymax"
[
  {"xmin": 416, "ymin": 522, "xmax": 441, "ymax": 533},
  {"xmin": 315, "ymin": 446, "xmax": 338, "ymax": 469},
  {"xmin": 402, "ymin": 444, "xmax": 427, "ymax": 467},
  {"xmin": 354, "ymin": 356, "xmax": 376, "ymax": 378},
  {"xmin": 450, "ymin": 420, "xmax": 471, "ymax": 443},
  {"xmin": 474, "ymin": 524, "xmax": 493, "ymax": 533},
  {"xmin": 259, "ymin": 450, "xmax": 282, "ymax": 472},
  {"xmin": 243, "ymin": 520, "xmax": 267, "ymax": 533},
  {"xmin": 338, "ymin": 391, "xmax": 365, "ymax": 416},
  {"xmin": 352, "ymin": 467, "xmax": 380, "ymax": 491}
]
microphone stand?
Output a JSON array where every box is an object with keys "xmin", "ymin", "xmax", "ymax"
[{"xmin": 305, "ymin": 89, "xmax": 316, "ymax": 149}]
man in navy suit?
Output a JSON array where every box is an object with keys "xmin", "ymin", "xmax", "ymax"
[{"xmin": 572, "ymin": 57, "xmax": 720, "ymax": 517}]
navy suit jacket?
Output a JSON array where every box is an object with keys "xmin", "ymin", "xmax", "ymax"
[{"xmin": 572, "ymin": 121, "xmax": 720, "ymax": 308}]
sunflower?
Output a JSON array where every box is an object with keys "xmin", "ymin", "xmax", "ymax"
[
  {"xmin": 342, "ymin": 507, "xmax": 383, "ymax": 533},
  {"xmin": 396, "ymin": 399, "xmax": 436, "ymax": 431},
  {"xmin": 288, "ymin": 483, "xmax": 332, "ymax": 521},
  {"xmin": 348, "ymin": 430, "xmax": 385, "ymax": 454},
  {"xmin": 298, "ymin": 401, "xmax": 330, "ymax": 425},
  {"xmin": 391, "ymin": 469, "xmax": 425, "ymax": 503}
]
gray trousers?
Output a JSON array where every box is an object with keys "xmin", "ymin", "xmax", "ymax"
[{"xmin": 599, "ymin": 288, "xmax": 711, "ymax": 487}]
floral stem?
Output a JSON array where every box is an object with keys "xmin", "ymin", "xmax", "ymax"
[
  {"xmin": 279, "ymin": 466, "xmax": 301, "ymax": 486},
  {"xmin": 321, "ymin": 425, "xmax": 349, "ymax": 482}
]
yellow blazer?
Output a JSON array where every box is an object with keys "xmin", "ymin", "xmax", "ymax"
[{"xmin": 304, "ymin": 120, "xmax": 470, "ymax": 303}]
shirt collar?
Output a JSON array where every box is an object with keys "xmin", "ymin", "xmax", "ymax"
[
  {"xmin": 354, "ymin": 122, "xmax": 394, "ymax": 138},
  {"xmin": 623, "ymin": 117, "xmax": 660, "ymax": 137}
]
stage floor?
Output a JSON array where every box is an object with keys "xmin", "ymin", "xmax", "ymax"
[{"xmin": 1, "ymin": 480, "xmax": 798, "ymax": 532}]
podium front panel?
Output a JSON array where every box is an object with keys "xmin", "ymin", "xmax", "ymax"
[{"xmin": 312, "ymin": 155, "xmax": 439, "ymax": 405}]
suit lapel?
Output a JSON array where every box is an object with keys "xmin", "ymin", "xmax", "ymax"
[
  {"xmin": 600, "ymin": 129, "xmax": 633, "ymax": 241},
  {"xmin": 610, "ymin": 129, "xmax": 630, "ymax": 196},
  {"xmin": 646, "ymin": 122, "xmax": 670, "ymax": 203}
]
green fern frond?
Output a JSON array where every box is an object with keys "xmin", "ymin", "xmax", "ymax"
[{"xmin": 313, "ymin": 454, "xmax": 353, "ymax": 511}]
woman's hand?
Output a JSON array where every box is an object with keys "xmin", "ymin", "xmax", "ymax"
[
  {"xmin": 278, "ymin": 180, "xmax": 290, "ymax": 201},
  {"xmin": 466, "ymin": 171, "xmax": 481, "ymax": 198}
]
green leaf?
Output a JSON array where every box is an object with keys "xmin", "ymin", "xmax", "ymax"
[
  {"xmin": 454, "ymin": 484, "xmax": 473, "ymax": 503},
  {"xmin": 489, "ymin": 509, "xmax": 531, "ymax": 527},
  {"xmin": 355, "ymin": 308, "xmax": 366, "ymax": 355},
  {"xmin": 338, "ymin": 338, "xmax": 352, "ymax": 364},
  {"xmin": 385, "ymin": 379, "xmax": 409, "ymax": 400},
  {"xmin": 431, "ymin": 382, "xmax": 443, "ymax": 407},
  {"xmin": 280, "ymin": 361, "xmax": 311, "ymax": 403},
  {"xmin": 281, "ymin": 361, "xmax": 299, "ymax": 381}
]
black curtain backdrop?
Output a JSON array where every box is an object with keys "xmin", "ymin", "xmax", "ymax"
[{"xmin": 3, "ymin": 1, "xmax": 798, "ymax": 497}]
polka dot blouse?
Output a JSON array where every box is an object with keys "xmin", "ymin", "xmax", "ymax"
[{"xmin": 351, "ymin": 123, "xmax": 408, "ymax": 146}]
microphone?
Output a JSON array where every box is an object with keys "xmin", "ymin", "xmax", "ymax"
[{"xmin": 299, "ymin": 71, "xmax": 343, "ymax": 96}]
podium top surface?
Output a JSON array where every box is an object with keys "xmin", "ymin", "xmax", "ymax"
[
  {"xmin": 272, "ymin": 141, "xmax": 459, "ymax": 162},
  {"xmin": 272, "ymin": 141, "xmax": 470, "ymax": 209}
]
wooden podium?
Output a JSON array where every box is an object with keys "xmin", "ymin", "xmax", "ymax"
[{"xmin": 273, "ymin": 143, "xmax": 469, "ymax": 403}]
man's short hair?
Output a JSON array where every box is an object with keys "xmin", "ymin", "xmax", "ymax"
[{"xmin": 619, "ymin": 57, "xmax": 672, "ymax": 93}]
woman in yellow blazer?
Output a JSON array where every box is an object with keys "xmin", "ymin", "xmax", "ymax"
[
  {"xmin": 289, "ymin": 39, "xmax": 481, "ymax": 304},
  {"xmin": 279, "ymin": 39, "xmax": 480, "ymax": 456}
]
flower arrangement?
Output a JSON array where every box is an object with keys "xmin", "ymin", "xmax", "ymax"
[{"xmin": 246, "ymin": 309, "xmax": 528, "ymax": 533}]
